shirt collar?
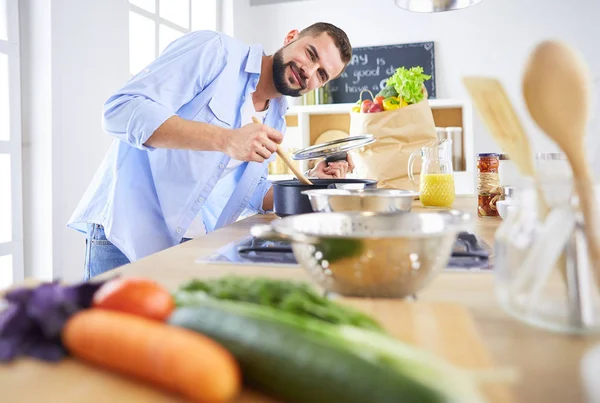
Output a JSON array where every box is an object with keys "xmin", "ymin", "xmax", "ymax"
[{"xmin": 244, "ymin": 44, "xmax": 264, "ymax": 74}]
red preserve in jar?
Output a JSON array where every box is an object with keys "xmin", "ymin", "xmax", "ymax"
[{"xmin": 476, "ymin": 153, "xmax": 501, "ymax": 218}]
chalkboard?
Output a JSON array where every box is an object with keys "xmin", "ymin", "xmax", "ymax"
[{"xmin": 328, "ymin": 42, "xmax": 436, "ymax": 104}]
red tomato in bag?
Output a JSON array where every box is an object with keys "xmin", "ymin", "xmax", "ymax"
[
  {"xmin": 368, "ymin": 103, "xmax": 384, "ymax": 113},
  {"xmin": 360, "ymin": 99, "xmax": 373, "ymax": 113}
]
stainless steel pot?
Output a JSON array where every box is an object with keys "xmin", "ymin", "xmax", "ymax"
[
  {"xmin": 301, "ymin": 188, "xmax": 419, "ymax": 213},
  {"xmin": 251, "ymin": 210, "xmax": 471, "ymax": 298}
]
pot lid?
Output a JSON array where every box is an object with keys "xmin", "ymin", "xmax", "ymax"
[{"xmin": 291, "ymin": 134, "xmax": 376, "ymax": 161}]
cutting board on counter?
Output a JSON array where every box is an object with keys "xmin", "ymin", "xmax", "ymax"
[{"xmin": 0, "ymin": 301, "xmax": 513, "ymax": 403}]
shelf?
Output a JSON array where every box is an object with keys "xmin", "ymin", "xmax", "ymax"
[
  {"xmin": 275, "ymin": 97, "xmax": 476, "ymax": 195},
  {"xmin": 286, "ymin": 99, "xmax": 466, "ymax": 115}
]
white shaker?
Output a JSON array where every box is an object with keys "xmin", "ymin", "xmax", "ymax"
[{"xmin": 499, "ymin": 153, "xmax": 522, "ymax": 187}]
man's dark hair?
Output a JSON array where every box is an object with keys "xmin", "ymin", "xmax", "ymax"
[{"xmin": 298, "ymin": 22, "xmax": 352, "ymax": 65}]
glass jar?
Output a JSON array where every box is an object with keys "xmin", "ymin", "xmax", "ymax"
[
  {"xmin": 476, "ymin": 153, "xmax": 501, "ymax": 218},
  {"xmin": 494, "ymin": 178, "xmax": 600, "ymax": 335}
]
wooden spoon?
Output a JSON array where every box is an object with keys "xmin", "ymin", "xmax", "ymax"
[
  {"xmin": 251, "ymin": 117, "xmax": 313, "ymax": 185},
  {"xmin": 522, "ymin": 40, "xmax": 600, "ymax": 287}
]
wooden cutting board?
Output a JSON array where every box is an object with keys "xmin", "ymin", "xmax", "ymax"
[{"xmin": 0, "ymin": 300, "xmax": 513, "ymax": 403}]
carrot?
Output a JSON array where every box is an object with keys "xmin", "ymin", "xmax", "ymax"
[
  {"xmin": 92, "ymin": 277, "xmax": 175, "ymax": 321},
  {"xmin": 62, "ymin": 309, "xmax": 241, "ymax": 403}
]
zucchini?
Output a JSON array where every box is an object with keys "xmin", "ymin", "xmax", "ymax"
[
  {"xmin": 176, "ymin": 276, "xmax": 384, "ymax": 331},
  {"xmin": 168, "ymin": 300, "xmax": 447, "ymax": 403}
]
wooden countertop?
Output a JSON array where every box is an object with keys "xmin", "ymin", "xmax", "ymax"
[{"xmin": 3, "ymin": 196, "xmax": 599, "ymax": 402}]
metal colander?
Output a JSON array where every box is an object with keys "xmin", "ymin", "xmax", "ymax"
[{"xmin": 251, "ymin": 210, "xmax": 471, "ymax": 298}]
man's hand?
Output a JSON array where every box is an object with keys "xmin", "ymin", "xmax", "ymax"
[
  {"xmin": 308, "ymin": 153, "xmax": 355, "ymax": 179},
  {"xmin": 223, "ymin": 122, "xmax": 284, "ymax": 162}
]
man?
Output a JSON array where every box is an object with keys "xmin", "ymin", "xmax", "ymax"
[{"xmin": 68, "ymin": 22, "xmax": 354, "ymax": 280}]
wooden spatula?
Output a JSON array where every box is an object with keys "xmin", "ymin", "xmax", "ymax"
[
  {"xmin": 462, "ymin": 77, "xmax": 551, "ymax": 215},
  {"xmin": 462, "ymin": 77, "xmax": 538, "ymax": 179},
  {"xmin": 462, "ymin": 77, "xmax": 563, "ymax": 284},
  {"xmin": 251, "ymin": 117, "xmax": 313, "ymax": 185}
]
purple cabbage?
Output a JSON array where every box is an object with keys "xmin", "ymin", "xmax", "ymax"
[{"xmin": 0, "ymin": 278, "xmax": 114, "ymax": 363}]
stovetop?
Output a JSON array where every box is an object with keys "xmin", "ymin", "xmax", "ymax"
[{"xmin": 197, "ymin": 232, "xmax": 493, "ymax": 271}]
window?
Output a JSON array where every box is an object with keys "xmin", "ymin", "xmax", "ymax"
[
  {"xmin": 0, "ymin": 0, "xmax": 23, "ymax": 289},
  {"xmin": 128, "ymin": 0, "xmax": 219, "ymax": 75}
]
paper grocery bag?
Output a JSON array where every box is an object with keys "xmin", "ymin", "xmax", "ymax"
[{"xmin": 350, "ymin": 99, "xmax": 437, "ymax": 191}]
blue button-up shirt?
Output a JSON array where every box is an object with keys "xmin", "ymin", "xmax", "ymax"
[{"xmin": 67, "ymin": 30, "xmax": 288, "ymax": 262}]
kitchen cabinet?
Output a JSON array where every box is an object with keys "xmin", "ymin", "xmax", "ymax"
[{"xmin": 269, "ymin": 99, "xmax": 475, "ymax": 195}]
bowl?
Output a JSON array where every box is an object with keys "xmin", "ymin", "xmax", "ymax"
[
  {"xmin": 496, "ymin": 199, "xmax": 517, "ymax": 220},
  {"xmin": 251, "ymin": 210, "xmax": 471, "ymax": 298},
  {"xmin": 301, "ymin": 188, "xmax": 419, "ymax": 213}
]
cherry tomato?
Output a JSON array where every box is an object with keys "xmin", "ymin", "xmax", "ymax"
[
  {"xmin": 93, "ymin": 277, "xmax": 175, "ymax": 321},
  {"xmin": 361, "ymin": 99, "xmax": 373, "ymax": 113}
]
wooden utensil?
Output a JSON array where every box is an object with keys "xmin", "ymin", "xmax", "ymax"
[
  {"xmin": 462, "ymin": 77, "xmax": 541, "ymax": 184},
  {"xmin": 462, "ymin": 77, "xmax": 560, "ymax": 285},
  {"xmin": 252, "ymin": 117, "xmax": 312, "ymax": 185},
  {"xmin": 522, "ymin": 40, "xmax": 600, "ymax": 288}
]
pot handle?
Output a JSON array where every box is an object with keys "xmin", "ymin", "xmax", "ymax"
[
  {"xmin": 324, "ymin": 151, "xmax": 348, "ymax": 164},
  {"xmin": 250, "ymin": 224, "xmax": 321, "ymax": 244}
]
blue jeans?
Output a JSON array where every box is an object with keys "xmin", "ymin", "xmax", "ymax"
[
  {"xmin": 83, "ymin": 224, "xmax": 192, "ymax": 280},
  {"xmin": 84, "ymin": 224, "xmax": 130, "ymax": 281}
]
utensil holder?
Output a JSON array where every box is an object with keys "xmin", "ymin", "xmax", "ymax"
[{"xmin": 494, "ymin": 178, "xmax": 600, "ymax": 335}]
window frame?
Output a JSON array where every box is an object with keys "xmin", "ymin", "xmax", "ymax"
[
  {"xmin": 129, "ymin": 0, "xmax": 192, "ymax": 60},
  {"xmin": 0, "ymin": 0, "xmax": 24, "ymax": 287},
  {"xmin": 128, "ymin": 0, "xmax": 220, "ymax": 75}
]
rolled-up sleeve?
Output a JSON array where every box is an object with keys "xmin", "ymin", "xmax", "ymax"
[
  {"xmin": 102, "ymin": 31, "xmax": 226, "ymax": 151},
  {"xmin": 246, "ymin": 163, "xmax": 274, "ymax": 214}
]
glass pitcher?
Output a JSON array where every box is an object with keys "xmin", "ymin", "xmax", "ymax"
[{"xmin": 408, "ymin": 140, "xmax": 456, "ymax": 208}]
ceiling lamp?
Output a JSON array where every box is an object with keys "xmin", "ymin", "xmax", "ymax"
[{"xmin": 394, "ymin": 0, "xmax": 482, "ymax": 12}]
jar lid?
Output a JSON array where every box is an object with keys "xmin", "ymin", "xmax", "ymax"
[{"xmin": 477, "ymin": 153, "xmax": 500, "ymax": 157}]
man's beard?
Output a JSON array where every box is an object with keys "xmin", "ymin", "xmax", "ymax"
[{"xmin": 272, "ymin": 49, "xmax": 305, "ymax": 97}]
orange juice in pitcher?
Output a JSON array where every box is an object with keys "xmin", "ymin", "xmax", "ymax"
[{"xmin": 408, "ymin": 140, "xmax": 456, "ymax": 208}]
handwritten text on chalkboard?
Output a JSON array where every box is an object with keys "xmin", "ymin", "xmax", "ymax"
[{"xmin": 328, "ymin": 42, "xmax": 435, "ymax": 103}]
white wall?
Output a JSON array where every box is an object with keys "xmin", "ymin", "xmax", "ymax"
[
  {"xmin": 228, "ymin": 0, "xmax": 600, "ymax": 171},
  {"xmin": 20, "ymin": 0, "xmax": 129, "ymax": 282}
]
